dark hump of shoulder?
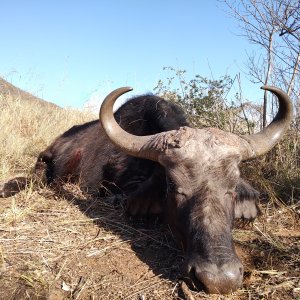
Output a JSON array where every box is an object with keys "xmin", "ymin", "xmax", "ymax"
[
  {"xmin": 60, "ymin": 94, "xmax": 191, "ymax": 139},
  {"xmin": 115, "ymin": 94, "xmax": 191, "ymax": 135},
  {"xmin": 61, "ymin": 120, "xmax": 99, "ymax": 138}
]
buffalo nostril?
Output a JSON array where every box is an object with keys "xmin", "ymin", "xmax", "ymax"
[
  {"xmin": 192, "ymin": 263, "xmax": 243, "ymax": 294},
  {"xmin": 239, "ymin": 266, "xmax": 243, "ymax": 276},
  {"xmin": 194, "ymin": 270, "xmax": 220, "ymax": 294}
]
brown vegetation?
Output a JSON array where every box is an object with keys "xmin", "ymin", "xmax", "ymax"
[{"xmin": 0, "ymin": 81, "xmax": 299, "ymax": 299}]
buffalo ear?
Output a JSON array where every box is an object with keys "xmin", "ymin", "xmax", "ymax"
[
  {"xmin": 0, "ymin": 177, "xmax": 28, "ymax": 198},
  {"xmin": 234, "ymin": 178, "xmax": 261, "ymax": 220}
]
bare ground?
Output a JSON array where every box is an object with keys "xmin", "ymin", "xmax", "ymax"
[{"xmin": 0, "ymin": 183, "xmax": 299, "ymax": 300}]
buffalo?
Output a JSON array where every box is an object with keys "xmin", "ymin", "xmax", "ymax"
[{"xmin": 0, "ymin": 86, "xmax": 292, "ymax": 294}]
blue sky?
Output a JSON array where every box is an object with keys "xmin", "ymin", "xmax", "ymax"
[{"xmin": 0, "ymin": 1, "xmax": 262, "ymax": 109}]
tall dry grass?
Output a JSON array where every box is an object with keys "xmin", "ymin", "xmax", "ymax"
[
  {"xmin": 0, "ymin": 93, "xmax": 95, "ymax": 181},
  {"xmin": 240, "ymin": 126, "xmax": 300, "ymax": 212}
]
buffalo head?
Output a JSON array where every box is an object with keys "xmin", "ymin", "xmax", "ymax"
[{"xmin": 99, "ymin": 86, "xmax": 292, "ymax": 294}]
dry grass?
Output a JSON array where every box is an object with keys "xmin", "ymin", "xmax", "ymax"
[
  {"xmin": 0, "ymin": 87, "xmax": 299, "ymax": 299},
  {"xmin": 0, "ymin": 92, "xmax": 94, "ymax": 180}
]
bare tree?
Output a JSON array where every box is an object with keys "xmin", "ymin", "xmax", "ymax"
[{"xmin": 223, "ymin": 0, "xmax": 300, "ymax": 126}]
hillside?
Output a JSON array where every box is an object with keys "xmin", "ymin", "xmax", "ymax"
[
  {"xmin": 0, "ymin": 77, "xmax": 60, "ymax": 109},
  {"xmin": 0, "ymin": 82, "xmax": 299, "ymax": 299},
  {"xmin": 0, "ymin": 79, "xmax": 95, "ymax": 180}
]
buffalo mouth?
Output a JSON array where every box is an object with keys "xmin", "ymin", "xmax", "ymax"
[{"xmin": 184, "ymin": 257, "xmax": 244, "ymax": 294}]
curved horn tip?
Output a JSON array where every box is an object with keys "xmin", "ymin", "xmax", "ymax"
[
  {"xmin": 101, "ymin": 87, "xmax": 134, "ymax": 105},
  {"xmin": 260, "ymin": 85, "xmax": 270, "ymax": 91},
  {"xmin": 110, "ymin": 86, "xmax": 133, "ymax": 95},
  {"xmin": 260, "ymin": 85, "xmax": 282, "ymax": 92},
  {"xmin": 121, "ymin": 86, "xmax": 133, "ymax": 92}
]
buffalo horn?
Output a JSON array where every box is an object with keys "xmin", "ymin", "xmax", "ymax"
[
  {"xmin": 240, "ymin": 86, "xmax": 293, "ymax": 160},
  {"xmin": 99, "ymin": 87, "xmax": 160, "ymax": 162}
]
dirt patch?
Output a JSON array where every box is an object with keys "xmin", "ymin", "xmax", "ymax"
[{"xmin": 0, "ymin": 184, "xmax": 299, "ymax": 299}]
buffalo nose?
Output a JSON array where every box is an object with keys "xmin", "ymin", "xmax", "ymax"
[{"xmin": 190, "ymin": 260, "xmax": 244, "ymax": 294}]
